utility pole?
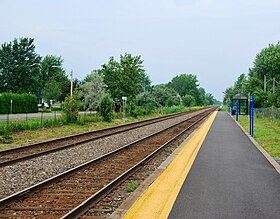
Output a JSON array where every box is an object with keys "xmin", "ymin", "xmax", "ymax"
[
  {"xmin": 10, "ymin": 99, "xmax": 13, "ymax": 114},
  {"xmin": 272, "ymin": 78, "xmax": 275, "ymax": 94},
  {"xmin": 70, "ymin": 70, "xmax": 73, "ymax": 97},
  {"xmin": 264, "ymin": 75, "xmax": 267, "ymax": 93}
]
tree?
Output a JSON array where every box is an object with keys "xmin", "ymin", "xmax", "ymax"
[
  {"xmin": 183, "ymin": 95, "xmax": 196, "ymax": 107},
  {"xmin": 233, "ymin": 73, "xmax": 247, "ymax": 93},
  {"xmin": 136, "ymin": 92, "xmax": 161, "ymax": 110},
  {"xmin": 196, "ymin": 87, "xmax": 206, "ymax": 106},
  {"xmin": 100, "ymin": 94, "xmax": 113, "ymax": 122},
  {"xmin": 43, "ymin": 80, "xmax": 62, "ymax": 102},
  {"xmin": 205, "ymin": 93, "xmax": 215, "ymax": 105},
  {"xmin": 41, "ymin": 55, "xmax": 70, "ymax": 102},
  {"xmin": 167, "ymin": 74, "xmax": 199, "ymax": 98},
  {"xmin": 248, "ymin": 43, "xmax": 280, "ymax": 107},
  {"xmin": 153, "ymin": 87, "xmax": 181, "ymax": 107},
  {"xmin": 140, "ymin": 72, "xmax": 152, "ymax": 92},
  {"xmin": 0, "ymin": 37, "xmax": 41, "ymax": 93},
  {"xmin": 63, "ymin": 93, "xmax": 81, "ymax": 123},
  {"xmin": 249, "ymin": 43, "xmax": 280, "ymax": 80},
  {"xmin": 101, "ymin": 53, "xmax": 145, "ymax": 111},
  {"xmin": 167, "ymin": 74, "xmax": 208, "ymax": 105},
  {"xmin": 223, "ymin": 86, "xmax": 234, "ymax": 104},
  {"xmin": 152, "ymin": 83, "xmax": 167, "ymax": 91},
  {"xmin": 80, "ymin": 70, "xmax": 106, "ymax": 111}
]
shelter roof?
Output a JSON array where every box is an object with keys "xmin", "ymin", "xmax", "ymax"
[{"xmin": 232, "ymin": 93, "xmax": 248, "ymax": 100}]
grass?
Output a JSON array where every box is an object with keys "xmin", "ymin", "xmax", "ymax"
[
  {"xmin": 0, "ymin": 110, "xmax": 172, "ymax": 150},
  {"xmin": 126, "ymin": 181, "xmax": 138, "ymax": 193},
  {"xmin": 236, "ymin": 115, "xmax": 280, "ymax": 158},
  {"xmin": 0, "ymin": 106, "xmax": 205, "ymax": 151}
]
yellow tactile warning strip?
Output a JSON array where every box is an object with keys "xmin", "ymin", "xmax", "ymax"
[{"xmin": 124, "ymin": 111, "xmax": 217, "ymax": 219}]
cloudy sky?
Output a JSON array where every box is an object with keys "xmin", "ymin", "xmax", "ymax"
[{"xmin": 1, "ymin": 0, "xmax": 279, "ymax": 100}]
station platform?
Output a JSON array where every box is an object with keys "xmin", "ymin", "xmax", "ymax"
[{"xmin": 123, "ymin": 111, "xmax": 280, "ymax": 219}]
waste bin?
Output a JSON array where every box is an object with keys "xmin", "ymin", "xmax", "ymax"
[{"xmin": 231, "ymin": 109, "xmax": 236, "ymax": 115}]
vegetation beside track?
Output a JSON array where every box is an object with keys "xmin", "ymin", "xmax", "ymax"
[
  {"xmin": 0, "ymin": 106, "xmax": 205, "ymax": 150},
  {"xmin": 236, "ymin": 115, "xmax": 280, "ymax": 158}
]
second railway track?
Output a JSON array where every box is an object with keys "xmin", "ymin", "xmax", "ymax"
[
  {"xmin": 0, "ymin": 108, "xmax": 209, "ymax": 167},
  {"xmin": 0, "ymin": 107, "xmax": 216, "ymax": 218}
]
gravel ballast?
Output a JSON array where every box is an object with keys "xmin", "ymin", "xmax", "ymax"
[{"xmin": 0, "ymin": 110, "xmax": 205, "ymax": 199}]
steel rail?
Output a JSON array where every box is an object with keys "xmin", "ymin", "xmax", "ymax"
[
  {"xmin": 0, "ymin": 108, "xmax": 216, "ymax": 217},
  {"xmin": 0, "ymin": 108, "xmax": 209, "ymax": 167},
  {"xmin": 62, "ymin": 109, "xmax": 214, "ymax": 219}
]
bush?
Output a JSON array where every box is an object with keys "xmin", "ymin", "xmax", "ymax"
[
  {"xmin": 163, "ymin": 105, "xmax": 185, "ymax": 114},
  {"xmin": 165, "ymin": 95, "xmax": 182, "ymax": 107},
  {"xmin": 135, "ymin": 92, "xmax": 162, "ymax": 115},
  {"xmin": 63, "ymin": 94, "xmax": 80, "ymax": 123},
  {"xmin": 183, "ymin": 95, "xmax": 196, "ymax": 107},
  {"xmin": 153, "ymin": 88, "xmax": 181, "ymax": 107},
  {"xmin": 100, "ymin": 94, "xmax": 113, "ymax": 122},
  {"xmin": 130, "ymin": 106, "xmax": 147, "ymax": 117},
  {"xmin": 0, "ymin": 93, "xmax": 38, "ymax": 114}
]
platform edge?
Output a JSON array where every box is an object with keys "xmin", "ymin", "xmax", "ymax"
[{"xmin": 122, "ymin": 111, "xmax": 217, "ymax": 219}]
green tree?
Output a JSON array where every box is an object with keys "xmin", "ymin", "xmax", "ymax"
[
  {"xmin": 182, "ymin": 94, "xmax": 196, "ymax": 107},
  {"xmin": 153, "ymin": 87, "xmax": 181, "ymax": 107},
  {"xmin": 100, "ymin": 94, "xmax": 113, "ymax": 122},
  {"xmin": 41, "ymin": 55, "xmax": 70, "ymax": 102},
  {"xmin": 167, "ymin": 74, "xmax": 199, "ymax": 98},
  {"xmin": 234, "ymin": 74, "xmax": 247, "ymax": 93},
  {"xmin": 152, "ymin": 83, "xmax": 167, "ymax": 91},
  {"xmin": 223, "ymin": 86, "xmax": 234, "ymax": 104},
  {"xmin": 63, "ymin": 93, "xmax": 81, "ymax": 123},
  {"xmin": 140, "ymin": 72, "xmax": 152, "ymax": 92},
  {"xmin": 0, "ymin": 37, "xmax": 41, "ymax": 93},
  {"xmin": 249, "ymin": 43, "xmax": 280, "ymax": 80},
  {"xmin": 248, "ymin": 43, "xmax": 280, "ymax": 107},
  {"xmin": 80, "ymin": 70, "xmax": 106, "ymax": 111},
  {"xmin": 136, "ymin": 92, "xmax": 161, "ymax": 109},
  {"xmin": 101, "ymin": 53, "xmax": 145, "ymax": 110},
  {"xmin": 167, "ymin": 74, "xmax": 208, "ymax": 105},
  {"xmin": 205, "ymin": 93, "xmax": 215, "ymax": 105},
  {"xmin": 43, "ymin": 80, "xmax": 62, "ymax": 102},
  {"xmin": 196, "ymin": 87, "xmax": 206, "ymax": 106}
]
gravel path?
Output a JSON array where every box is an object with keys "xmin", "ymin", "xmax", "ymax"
[{"xmin": 0, "ymin": 110, "xmax": 205, "ymax": 199}]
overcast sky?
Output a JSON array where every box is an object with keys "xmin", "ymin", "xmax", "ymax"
[{"xmin": 1, "ymin": 0, "xmax": 279, "ymax": 101}]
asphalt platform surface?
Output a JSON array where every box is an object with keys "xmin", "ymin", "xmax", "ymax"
[{"xmin": 168, "ymin": 112, "xmax": 280, "ymax": 219}]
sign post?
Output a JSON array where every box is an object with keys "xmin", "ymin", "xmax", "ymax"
[
  {"xmin": 250, "ymin": 94, "xmax": 254, "ymax": 137},
  {"xmin": 235, "ymin": 100, "xmax": 239, "ymax": 121}
]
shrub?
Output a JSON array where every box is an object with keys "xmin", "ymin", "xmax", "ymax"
[
  {"xmin": 153, "ymin": 88, "xmax": 181, "ymax": 107},
  {"xmin": 0, "ymin": 93, "xmax": 38, "ymax": 114},
  {"xmin": 182, "ymin": 94, "xmax": 196, "ymax": 107},
  {"xmin": 63, "ymin": 94, "xmax": 80, "ymax": 123},
  {"xmin": 165, "ymin": 95, "xmax": 182, "ymax": 107},
  {"xmin": 100, "ymin": 94, "xmax": 113, "ymax": 122},
  {"xmin": 163, "ymin": 105, "xmax": 185, "ymax": 114},
  {"xmin": 130, "ymin": 106, "xmax": 146, "ymax": 117},
  {"xmin": 135, "ymin": 92, "xmax": 162, "ymax": 115}
]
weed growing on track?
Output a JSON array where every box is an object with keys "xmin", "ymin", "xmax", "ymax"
[{"xmin": 127, "ymin": 181, "xmax": 138, "ymax": 193}]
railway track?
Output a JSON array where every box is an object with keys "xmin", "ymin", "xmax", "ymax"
[
  {"xmin": 0, "ymin": 107, "xmax": 216, "ymax": 218},
  {"xmin": 0, "ymin": 108, "xmax": 209, "ymax": 167}
]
